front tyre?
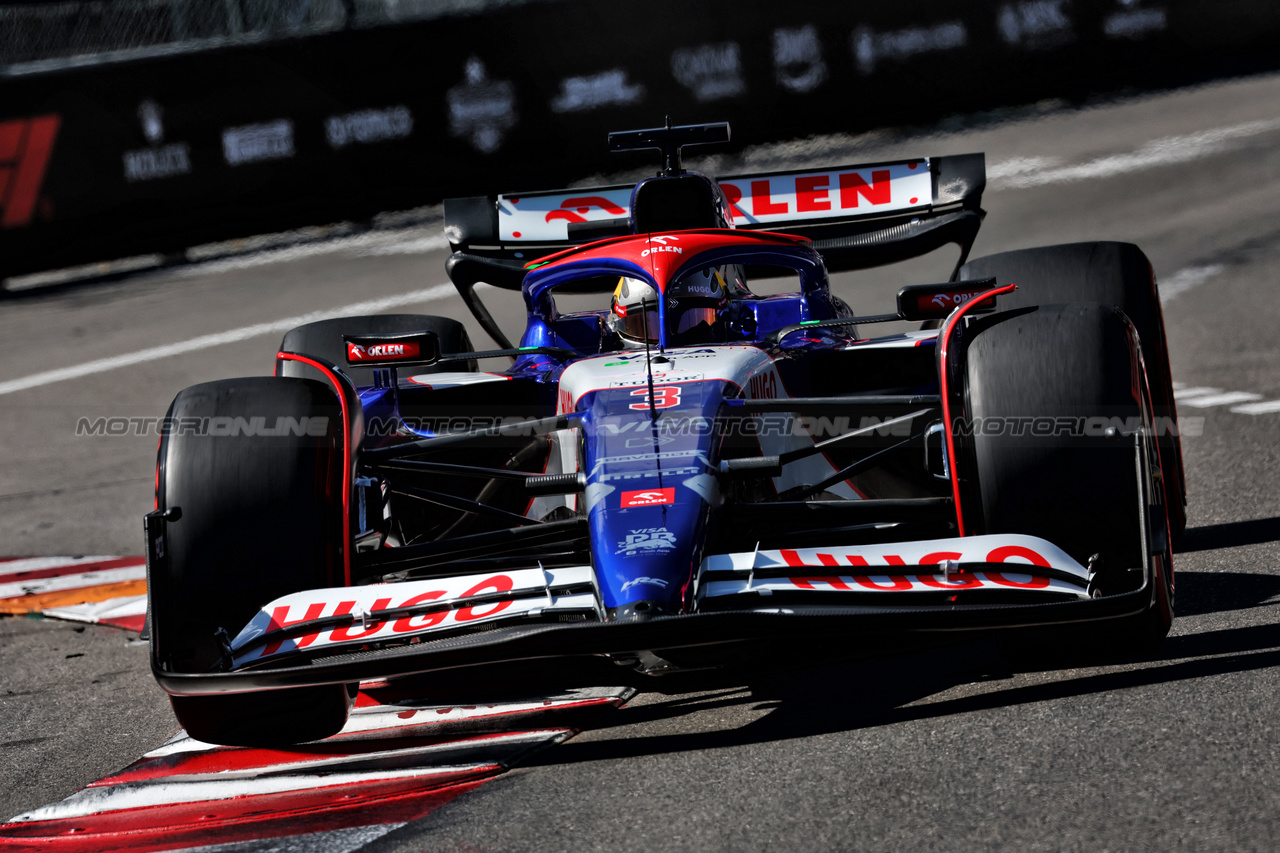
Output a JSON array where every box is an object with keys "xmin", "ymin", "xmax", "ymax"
[
  {"xmin": 151, "ymin": 376, "xmax": 353, "ymax": 745},
  {"xmin": 959, "ymin": 242, "xmax": 1186, "ymax": 538},
  {"xmin": 958, "ymin": 303, "xmax": 1173, "ymax": 650}
]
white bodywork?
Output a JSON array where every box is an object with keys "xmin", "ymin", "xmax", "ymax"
[
  {"xmin": 698, "ymin": 534, "xmax": 1091, "ymax": 601},
  {"xmin": 556, "ymin": 345, "xmax": 861, "ymax": 499},
  {"xmin": 229, "ymin": 566, "xmax": 597, "ymax": 667}
]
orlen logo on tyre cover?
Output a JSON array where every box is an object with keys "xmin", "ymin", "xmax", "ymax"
[
  {"xmin": 347, "ymin": 341, "xmax": 421, "ymax": 360},
  {"xmin": 0, "ymin": 114, "xmax": 60, "ymax": 228},
  {"xmin": 621, "ymin": 488, "xmax": 676, "ymax": 508}
]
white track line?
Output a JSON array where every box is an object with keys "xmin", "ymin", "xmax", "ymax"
[
  {"xmin": 1158, "ymin": 264, "xmax": 1224, "ymax": 305},
  {"xmin": 176, "ymin": 232, "xmax": 449, "ymax": 277},
  {"xmin": 1178, "ymin": 391, "xmax": 1263, "ymax": 409},
  {"xmin": 1231, "ymin": 400, "xmax": 1280, "ymax": 415},
  {"xmin": 1174, "ymin": 386, "xmax": 1222, "ymax": 399},
  {"xmin": 1173, "ymin": 383, "xmax": 1280, "ymax": 416},
  {"xmin": 992, "ymin": 118, "xmax": 1280, "ymax": 189},
  {"xmin": 0, "ymin": 284, "xmax": 456, "ymax": 397}
]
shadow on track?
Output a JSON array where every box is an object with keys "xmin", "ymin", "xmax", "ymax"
[
  {"xmin": 1174, "ymin": 567, "xmax": 1280, "ymax": 617},
  {"xmin": 529, "ymin": 569, "xmax": 1280, "ymax": 767},
  {"xmin": 1178, "ymin": 516, "xmax": 1280, "ymax": 553}
]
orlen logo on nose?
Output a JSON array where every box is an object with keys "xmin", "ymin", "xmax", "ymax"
[
  {"xmin": 347, "ymin": 342, "xmax": 420, "ymax": 361},
  {"xmin": 621, "ymin": 488, "xmax": 676, "ymax": 508},
  {"xmin": 0, "ymin": 114, "xmax": 60, "ymax": 229}
]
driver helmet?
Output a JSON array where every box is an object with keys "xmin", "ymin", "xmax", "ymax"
[
  {"xmin": 667, "ymin": 266, "xmax": 731, "ymax": 342},
  {"xmin": 609, "ymin": 276, "xmax": 662, "ymax": 342},
  {"xmin": 609, "ymin": 267, "xmax": 732, "ymax": 344}
]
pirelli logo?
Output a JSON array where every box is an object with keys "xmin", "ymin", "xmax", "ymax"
[{"xmin": 0, "ymin": 114, "xmax": 60, "ymax": 228}]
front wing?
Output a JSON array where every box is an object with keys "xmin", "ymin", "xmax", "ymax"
[{"xmin": 151, "ymin": 534, "xmax": 1156, "ymax": 697}]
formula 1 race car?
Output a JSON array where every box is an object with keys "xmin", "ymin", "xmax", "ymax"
[{"xmin": 146, "ymin": 122, "xmax": 1183, "ymax": 746}]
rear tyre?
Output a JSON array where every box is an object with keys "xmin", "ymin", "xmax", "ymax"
[
  {"xmin": 278, "ymin": 313, "xmax": 475, "ymax": 387},
  {"xmin": 959, "ymin": 242, "xmax": 1186, "ymax": 538},
  {"xmin": 959, "ymin": 303, "xmax": 1173, "ymax": 650},
  {"xmin": 152, "ymin": 377, "xmax": 353, "ymax": 745}
]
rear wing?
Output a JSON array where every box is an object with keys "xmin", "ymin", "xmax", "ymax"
[{"xmin": 444, "ymin": 153, "xmax": 984, "ymax": 346}]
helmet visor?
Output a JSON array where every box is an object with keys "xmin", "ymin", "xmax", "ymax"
[
  {"xmin": 616, "ymin": 305, "xmax": 661, "ymax": 341},
  {"xmin": 674, "ymin": 306, "xmax": 719, "ymax": 335}
]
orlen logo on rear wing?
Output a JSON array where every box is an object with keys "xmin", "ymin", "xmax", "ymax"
[
  {"xmin": 717, "ymin": 161, "xmax": 930, "ymax": 226},
  {"xmin": 496, "ymin": 159, "xmax": 933, "ymax": 242}
]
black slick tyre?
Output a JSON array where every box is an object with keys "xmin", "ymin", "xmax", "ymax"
[
  {"xmin": 958, "ymin": 303, "xmax": 1173, "ymax": 650},
  {"xmin": 959, "ymin": 242, "xmax": 1186, "ymax": 538},
  {"xmin": 151, "ymin": 376, "xmax": 352, "ymax": 746}
]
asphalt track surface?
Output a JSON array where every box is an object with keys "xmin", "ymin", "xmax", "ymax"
[{"xmin": 3, "ymin": 71, "xmax": 1280, "ymax": 850}]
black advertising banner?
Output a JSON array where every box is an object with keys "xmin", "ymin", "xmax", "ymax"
[{"xmin": 2, "ymin": 0, "xmax": 1278, "ymax": 280}]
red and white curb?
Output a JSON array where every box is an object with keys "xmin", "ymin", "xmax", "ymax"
[
  {"xmin": 0, "ymin": 556, "xmax": 147, "ymax": 632},
  {"xmin": 0, "ymin": 685, "xmax": 633, "ymax": 852}
]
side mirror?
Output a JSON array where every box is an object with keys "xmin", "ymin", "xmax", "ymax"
[{"xmin": 897, "ymin": 277, "xmax": 998, "ymax": 321}]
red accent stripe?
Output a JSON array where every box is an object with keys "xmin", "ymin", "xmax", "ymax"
[
  {"xmin": 0, "ymin": 557, "xmax": 144, "ymax": 586},
  {"xmin": 276, "ymin": 352, "xmax": 352, "ymax": 587},
  {"xmin": 936, "ymin": 283, "xmax": 1018, "ymax": 537},
  {"xmin": 98, "ymin": 614, "xmax": 146, "ymax": 633},
  {"xmin": 2, "ymin": 114, "xmax": 59, "ymax": 229},
  {"xmin": 0, "ymin": 777, "xmax": 490, "ymax": 853},
  {"xmin": 154, "ymin": 433, "xmax": 162, "ymax": 512}
]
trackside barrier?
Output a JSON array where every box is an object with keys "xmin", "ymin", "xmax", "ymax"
[{"xmin": 2, "ymin": 0, "xmax": 1279, "ymax": 282}]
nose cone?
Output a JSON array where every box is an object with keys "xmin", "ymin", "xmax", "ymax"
[
  {"xmin": 579, "ymin": 384, "xmax": 725, "ymax": 616},
  {"xmin": 590, "ymin": 488, "xmax": 708, "ymax": 614}
]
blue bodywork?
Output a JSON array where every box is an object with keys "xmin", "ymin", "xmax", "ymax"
[{"xmin": 362, "ymin": 233, "xmax": 912, "ymax": 617}]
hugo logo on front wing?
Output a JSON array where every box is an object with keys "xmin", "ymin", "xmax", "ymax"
[
  {"xmin": 251, "ymin": 574, "xmax": 518, "ymax": 658},
  {"xmin": 0, "ymin": 114, "xmax": 60, "ymax": 228}
]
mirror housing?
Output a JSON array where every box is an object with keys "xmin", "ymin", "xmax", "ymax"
[
  {"xmin": 344, "ymin": 330, "xmax": 441, "ymax": 367},
  {"xmin": 897, "ymin": 277, "xmax": 998, "ymax": 321}
]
